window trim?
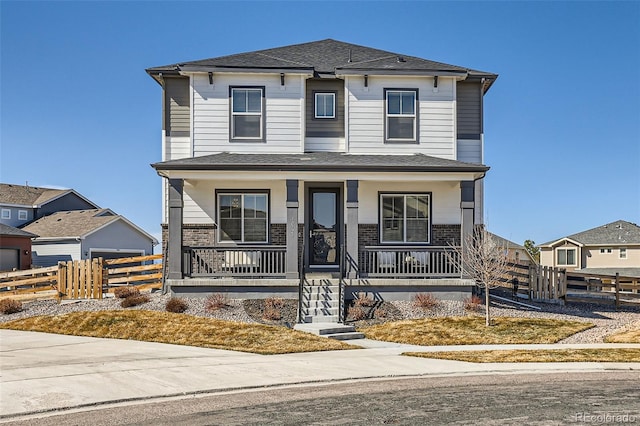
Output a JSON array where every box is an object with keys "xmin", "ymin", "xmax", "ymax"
[
  {"xmin": 1, "ymin": 209, "xmax": 10, "ymax": 220},
  {"xmin": 378, "ymin": 192, "xmax": 432, "ymax": 244},
  {"xmin": 620, "ymin": 248, "xmax": 627, "ymax": 259},
  {"xmin": 216, "ymin": 190, "xmax": 270, "ymax": 244},
  {"xmin": 556, "ymin": 247, "xmax": 577, "ymax": 266},
  {"xmin": 229, "ymin": 86, "xmax": 266, "ymax": 142},
  {"xmin": 384, "ymin": 88, "xmax": 419, "ymax": 144},
  {"xmin": 314, "ymin": 91, "xmax": 336, "ymax": 119},
  {"xmin": 18, "ymin": 210, "xmax": 28, "ymax": 221}
]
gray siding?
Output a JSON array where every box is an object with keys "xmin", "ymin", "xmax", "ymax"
[
  {"xmin": 37, "ymin": 193, "xmax": 96, "ymax": 219},
  {"xmin": 456, "ymin": 81, "xmax": 481, "ymax": 138},
  {"xmin": 305, "ymin": 79, "xmax": 345, "ymax": 137},
  {"xmin": 164, "ymin": 77, "xmax": 191, "ymax": 137},
  {"xmin": 31, "ymin": 241, "xmax": 79, "ymax": 267},
  {"xmin": 81, "ymin": 219, "xmax": 154, "ymax": 259}
]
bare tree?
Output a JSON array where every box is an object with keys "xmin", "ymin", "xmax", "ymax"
[{"xmin": 449, "ymin": 227, "xmax": 511, "ymax": 326}]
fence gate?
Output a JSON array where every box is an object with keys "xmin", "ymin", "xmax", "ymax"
[{"xmin": 57, "ymin": 258, "xmax": 103, "ymax": 299}]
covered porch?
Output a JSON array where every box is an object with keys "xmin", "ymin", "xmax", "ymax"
[{"xmin": 154, "ymin": 152, "xmax": 487, "ymax": 296}]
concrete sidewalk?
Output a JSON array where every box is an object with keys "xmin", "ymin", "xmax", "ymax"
[{"xmin": 1, "ymin": 329, "xmax": 639, "ymax": 419}]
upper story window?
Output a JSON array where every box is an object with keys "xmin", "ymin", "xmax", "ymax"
[
  {"xmin": 557, "ymin": 248, "xmax": 577, "ymax": 266},
  {"xmin": 1, "ymin": 209, "xmax": 10, "ymax": 220},
  {"xmin": 218, "ymin": 192, "xmax": 269, "ymax": 243},
  {"xmin": 600, "ymin": 248, "xmax": 612, "ymax": 254},
  {"xmin": 385, "ymin": 89, "xmax": 418, "ymax": 143},
  {"xmin": 230, "ymin": 87, "xmax": 264, "ymax": 141},
  {"xmin": 315, "ymin": 92, "xmax": 335, "ymax": 119},
  {"xmin": 380, "ymin": 193, "xmax": 430, "ymax": 244},
  {"xmin": 620, "ymin": 248, "xmax": 627, "ymax": 259},
  {"xmin": 18, "ymin": 210, "xmax": 28, "ymax": 221}
]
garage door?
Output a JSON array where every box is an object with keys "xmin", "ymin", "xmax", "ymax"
[{"xmin": 0, "ymin": 248, "xmax": 19, "ymax": 271}]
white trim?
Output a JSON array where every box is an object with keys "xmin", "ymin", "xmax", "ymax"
[
  {"xmin": 18, "ymin": 210, "xmax": 28, "ymax": 221},
  {"xmin": 190, "ymin": 73, "xmax": 195, "ymax": 157},
  {"xmin": 556, "ymin": 247, "xmax": 577, "ymax": 267},
  {"xmin": 619, "ymin": 247, "xmax": 627, "ymax": 259},
  {"xmin": 1, "ymin": 209, "xmax": 11, "ymax": 220},
  {"xmin": 540, "ymin": 237, "xmax": 584, "ymax": 248},
  {"xmin": 314, "ymin": 92, "xmax": 335, "ymax": 119}
]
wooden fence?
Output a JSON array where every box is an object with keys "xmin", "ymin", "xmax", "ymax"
[
  {"xmin": 0, "ymin": 254, "xmax": 163, "ymax": 301},
  {"xmin": 498, "ymin": 262, "xmax": 640, "ymax": 308}
]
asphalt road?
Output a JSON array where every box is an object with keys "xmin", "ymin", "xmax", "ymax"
[{"xmin": 4, "ymin": 372, "xmax": 640, "ymax": 426}]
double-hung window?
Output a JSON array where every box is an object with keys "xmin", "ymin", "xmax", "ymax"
[
  {"xmin": 231, "ymin": 87, "xmax": 264, "ymax": 140},
  {"xmin": 315, "ymin": 92, "xmax": 335, "ymax": 118},
  {"xmin": 556, "ymin": 248, "xmax": 577, "ymax": 266},
  {"xmin": 218, "ymin": 192, "xmax": 268, "ymax": 243},
  {"xmin": 1, "ymin": 209, "xmax": 10, "ymax": 220},
  {"xmin": 18, "ymin": 210, "xmax": 28, "ymax": 221},
  {"xmin": 620, "ymin": 248, "xmax": 627, "ymax": 259},
  {"xmin": 380, "ymin": 193, "xmax": 430, "ymax": 243},
  {"xmin": 385, "ymin": 89, "xmax": 417, "ymax": 142}
]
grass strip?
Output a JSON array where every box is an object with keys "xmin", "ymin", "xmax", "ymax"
[
  {"xmin": 404, "ymin": 348, "xmax": 640, "ymax": 363},
  {"xmin": 360, "ymin": 317, "xmax": 594, "ymax": 345},
  {"xmin": 0, "ymin": 310, "xmax": 359, "ymax": 355},
  {"xmin": 605, "ymin": 327, "xmax": 640, "ymax": 343}
]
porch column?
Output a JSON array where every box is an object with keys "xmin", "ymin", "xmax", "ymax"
[
  {"xmin": 167, "ymin": 178, "xmax": 184, "ymax": 280},
  {"xmin": 460, "ymin": 181, "xmax": 475, "ymax": 279},
  {"xmin": 285, "ymin": 179, "xmax": 299, "ymax": 279},
  {"xmin": 346, "ymin": 180, "xmax": 359, "ymax": 279}
]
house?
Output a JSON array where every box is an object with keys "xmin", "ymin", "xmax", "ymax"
[
  {"xmin": 0, "ymin": 224, "xmax": 38, "ymax": 271},
  {"xmin": 488, "ymin": 233, "xmax": 536, "ymax": 265},
  {"xmin": 539, "ymin": 220, "xmax": 640, "ymax": 277},
  {"xmin": 0, "ymin": 183, "xmax": 99, "ymax": 228},
  {"xmin": 147, "ymin": 39, "xmax": 497, "ymax": 321},
  {"xmin": 21, "ymin": 209, "xmax": 158, "ymax": 267}
]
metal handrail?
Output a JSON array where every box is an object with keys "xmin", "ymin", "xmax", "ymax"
[
  {"xmin": 298, "ymin": 234, "xmax": 306, "ymax": 323},
  {"xmin": 339, "ymin": 242, "xmax": 345, "ymax": 323}
]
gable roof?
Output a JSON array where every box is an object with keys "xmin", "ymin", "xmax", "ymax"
[
  {"xmin": 147, "ymin": 39, "xmax": 497, "ymax": 92},
  {"xmin": 487, "ymin": 232, "xmax": 525, "ymax": 250},
  {"xmin": 22, "ymin": 209, "xmax": 158, "ymax": 244},
  {"xmin": 0, "ymin": 223, "xmax": 38, "ymax": 238},
  {"xmin": 152, "ymin": 152, "xmax": 489, "ymax": 174},
  {"xmin": 0, "ymin": 183, "xmax": 99, "ymax": 209},
  {"xmin": 540, "ymin": 220, "xmax": 640, "ymax": 247}
]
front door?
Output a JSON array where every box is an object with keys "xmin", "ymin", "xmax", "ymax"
[{"xmin": 308, "ymin": 188, "xmax": 340, "ymax": 269}]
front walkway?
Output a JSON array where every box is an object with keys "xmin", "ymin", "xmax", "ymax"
[{"xmin": 1, "ymin": 329, "xmax": 639, "ymax": 419}]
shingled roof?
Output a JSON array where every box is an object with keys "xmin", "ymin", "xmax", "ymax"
[
  {"xmin": 147, "ymin": 39, "xmax": 497, "ymax": 92},
  {"xmin": 152, "ymin": 152, "xmax": 489, "ymax": 173},
  {"xmin": 0, "ymin": 183, "xmax": 68, "ymax": 207},
  {"xmin": 0, "ymin": 223, "xmax": 37, "ymax": 238},
  {"xmin": 21, "ymin": 209, "xmax": 157, "ymax": 244},
  {"xmin": 541, "ymin": 220, "xmax": 640, "ymax": 246}
]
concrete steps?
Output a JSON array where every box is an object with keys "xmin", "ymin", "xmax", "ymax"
[
  {"xmin": 299, "ymin": 278, "xmax": 344, "ymax": 325},
  {"xmin": 294, "ymin": 323, "xmax": 364, "ymax": 340}
]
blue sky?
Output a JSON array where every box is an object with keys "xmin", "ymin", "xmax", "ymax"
[{"xmin": 1, "ymin": 1, "xmax": 639, "ymax": 247}]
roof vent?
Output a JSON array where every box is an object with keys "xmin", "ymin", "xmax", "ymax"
[{"xmin": 397, "ymin": 56, "xmax": 406, "ymax": 63}]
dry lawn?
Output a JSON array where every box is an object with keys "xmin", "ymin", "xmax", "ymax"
[
  {"xmin": 605, "ymin": 327, "xmax": 640, "ymax": 343},
  {"xmin": 405, "ymin": 348, "xmax": 640, "ymax": 363},
  {"xmin": 360, "ymin": 317, "xmax": 593, "ymax": 346},
  {"xmin": 0, "ymin": 310, "xmax": 358, "ymax": 355}
]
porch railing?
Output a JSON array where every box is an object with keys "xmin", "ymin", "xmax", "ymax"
[
  {"xmin": 183, "ymin": 246, "xmax": 287, "ymax": 278},
  {"xmin": 362, "ymin": 246, "xmax": 461, "ymax": 278}
]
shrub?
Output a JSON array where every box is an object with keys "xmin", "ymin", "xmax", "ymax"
[
  {"xmin": 166, "ymin": 297, "xmax": 188, "ymax": 313},
  {"xmin": 463, "ymin": 295, "xmax": 483, "ymax": 312},
  {"xmin": 353, "ymin": 292, "xmax": 375, "ymax": 307},
  {"xmin": 0, "ymin": 298, "xmax": 22, "ymax": 315},
  {"xmin": 205, "ymin": 293, "xmax": 230, "ymax": 312},
  {"xmin": 263, "ymin": 297, "xmax": 285, "ymax": 320},
  {"xmin": 348, "ymin": 305, "xmax": 367, "ymax": 321},
  {"xmin": 114, "ymin": 286, "xmax": 140, "ymax": 299},
  {"xmin": 120, "ymin": 294, "xmax": 150, "ymax": 308},
  {"xmin": 413, "ymin": 293, "xmax": 439, "ymax": 310}
]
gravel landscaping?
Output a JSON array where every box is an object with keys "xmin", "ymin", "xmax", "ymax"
[{"xmin": 1, "ymin": 290, "xmax": 638, "ymax": 344}]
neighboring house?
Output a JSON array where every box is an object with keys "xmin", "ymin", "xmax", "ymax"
[
  {"xmin": 147, "ymin": 39, "xmax": 497, "ymax": 319},
  {"xmin": 488, "ymin": 233, "xmax": 535, "ymax": 265},
  {"xmin": 21, "ymin": 209, "xmax": 158, "ymax": 267},
  {"xmin": 0, "ymin": 183, "xmax": 99, "ymax": 228},
  {"xmin": 0, "ymin": 223, "xmax": 38, "ymax": 271},
  {"xmin": 539, "ymin": 220, "xmax": 640, "ymax": 277}
]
